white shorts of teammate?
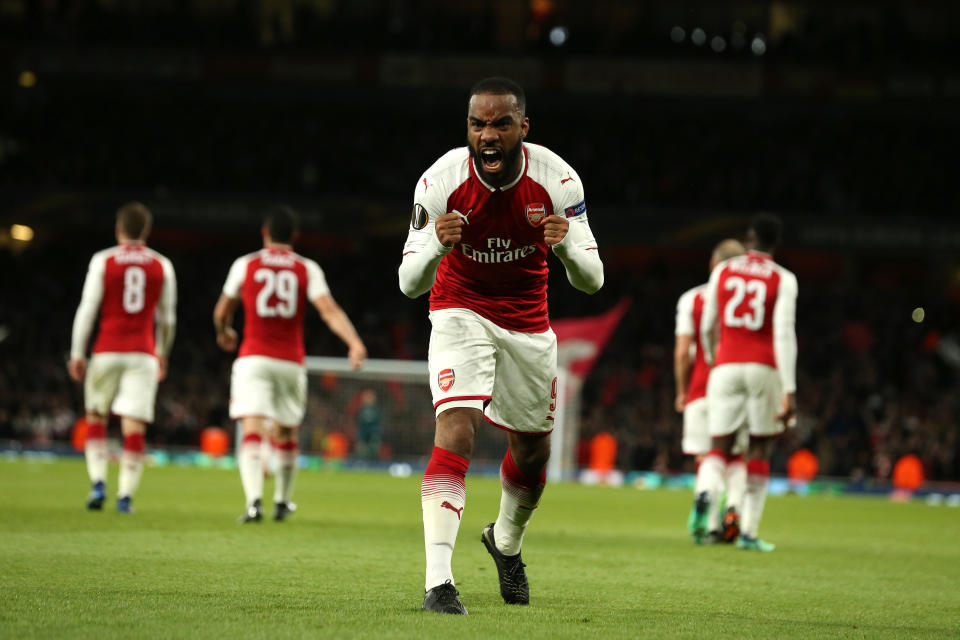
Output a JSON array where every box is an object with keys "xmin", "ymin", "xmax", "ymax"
[
  {"xmin": 707, "ymin": 362, "xmax": 784, "ymax": 438},
  {"xmin": 230, "ymin": 355, "xmax": 307, "ymax": 427},
  {"xmin": 428, "ymin": 308, "xmax": 557, "ymax": 434},
  {"xmin": 85, "ymin": 352, "xmax": 160, "ymax": 423},
  {"xmin": 683, "ymin": 397, "xmax": 749, "ymax": 455}
]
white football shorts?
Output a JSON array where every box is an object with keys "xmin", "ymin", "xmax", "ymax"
[
  {"xmin": 230, "ymin": 355, "xmax": 307, "ymax": 427},
  {"xmin": 85, "ymin": 352, "xmax": 159, "ymax": 423},
  {"xmin": 683, "ymin": 397, "xmax": 748, "ymax": 455},
  {"xmin": 682, "ymin": 397, "xmax": 710, "ymax": 455},
  {"xmin": 428, "ymin": 308, "xmax": 557, "ymax": 434},
  {"xmin": 706, "ymin": 362, "xmax": 784, "ymax": 438}
]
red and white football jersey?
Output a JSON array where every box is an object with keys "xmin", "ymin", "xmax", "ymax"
[
  {"xmin": 675, "ymin": 284, "xmax": 709, "ymax": 404},
  {"xmin": 401, "ymin": 143, "xmax": 598, "ymax": 333},
  {"xmin": 222, "ymin": 247, "xmax": 329, "ymax": 364},
  {"xmin": 72, "ymin": 244, "xmax": 176, "ymax": 357},
  {"xmin": 701, "ymin": 250, "xmax": 798, "ymax": 391}
]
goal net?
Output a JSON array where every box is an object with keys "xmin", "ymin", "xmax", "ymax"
[{"xmin": 302, "ymin": 356, "xmax": 580, "ymax": 476}]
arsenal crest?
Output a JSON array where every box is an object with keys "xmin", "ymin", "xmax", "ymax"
[
  {"xmin": 438, "ymin": 368, "xmax": 456, "ymax": 392},
  {"xmin": 525, "ymin": 202, "xmax": 547, "ymax": 227}
]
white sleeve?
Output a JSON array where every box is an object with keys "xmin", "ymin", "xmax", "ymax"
[
  {"xmin": 398, "ymin": 171, "xmax": 452, "ymax": 299},
  {"xmin": 305, "ymin": 259, "xmax": 331, "ymax": 300},
  {"xmin": 222, "ymin": 256, "xmax": 248, "ymax": 299},
  {"xmin": 700, "ymin": 266, "xmax": 722, "ymax": 365},
  {"xmin": 773, "ymin": 271, "xmax": 798, "ymax": 393},
  {"xmin": 70, "ymin": 253, "xmax": 106, "ymax": 359},
  {"xmin": 675, "ymin": 290, "xmax": 696, "ymax": 337},
  {"xmin": 549, "ymin": 176, "xmax": 603, "ymax": 294},
  {"xmin": 155, "ymin": 256, "xmax": 177, "ymax": 358}
]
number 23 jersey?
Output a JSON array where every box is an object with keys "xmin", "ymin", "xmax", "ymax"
[
  {"xmin": 705, "ymin": 250, "xmax": 798, "ymax": 376},
  {"xmin": 223, "ymin": 247, "xmax": 329, "ymax": 364}
]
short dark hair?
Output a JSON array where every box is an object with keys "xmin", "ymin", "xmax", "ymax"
[
  {"xmin": 116, "ymin": 201, "xmax": 152, "ymax": 240},
  {"xmin": 749, "ymin": 213, "xmax": 783, "ymax": 250},
  {"xmin": 469, "ymin": 77, "xmax": 526, "ymax": 116},
  {"xmin": 263, "ymin": 205, "xmax": 300, "ymax": 243}
]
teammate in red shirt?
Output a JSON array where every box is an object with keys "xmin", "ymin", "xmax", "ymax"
[
  {"xmin": 399, "ymin": 78, "xmax": 603, "ymax": 614},
  {"xmin": 699, "ymin": 214, "xmax": 798, "ymax": 552},
  {"xmin": 214, "ymin": 206, "xmax": 366, "ymax": 523},
  {"xmin": 69, "ymin": 202, "xmax": 177, "ymax": 514},
  {"xmin": 675, "ymin": 239, "xmax": 746, "ymax": 544}
]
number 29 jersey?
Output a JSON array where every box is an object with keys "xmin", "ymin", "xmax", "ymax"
[
  {"xmin": 703, "ymin": 250, "xmax": 798, "ymax": 390},
  {"xmin": 222, "ymin": 247, "xmax": 329, "ymax": 364}
]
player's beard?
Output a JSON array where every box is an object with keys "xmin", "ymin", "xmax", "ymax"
[{"xmin": 469, "ymin": 138, "xmax": 523, "ymax": 188}]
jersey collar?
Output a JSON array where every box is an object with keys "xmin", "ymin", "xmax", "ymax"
[
  {"xmin": 471, "ymin": 144, "xmax": 528, "ymax": 192},
  {"xmin": 747, "ymin": 249, "xmax": 772, "ymax": 260}
]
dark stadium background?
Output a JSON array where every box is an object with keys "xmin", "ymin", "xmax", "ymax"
[{"xmin": 2, "ymin": 0, "xmax": 958, "ymax": 483}]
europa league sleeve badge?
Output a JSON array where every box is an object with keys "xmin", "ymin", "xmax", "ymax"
[{"xmin": 411, "ymin": 203, "xmax": 428, "ymax": 230}]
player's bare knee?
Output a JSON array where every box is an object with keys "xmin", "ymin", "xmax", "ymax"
[
  {"xmin": 274, "ymin": 424, "xmax": 297, "ymax": 443},
  {"xmin": 747, "ymin": 435, "xmax": 774, "ymax": 460},
  {"xmin": 119, "ymin": 417, "xmax": 147, "ymax": 436},
  {"xmin": 435, "ymin": 407, "xmax": 480, "ymax": 458},
  {"xmin": 508, "ymin": 433, "xmax": 550, "ymax": 473}
]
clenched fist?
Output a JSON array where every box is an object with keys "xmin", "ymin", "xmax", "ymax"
[
  {"xmin": 542, "ymin": 215, "xmax": 569, "ymax": 245},
  {"xmin": 435, "ymin": 212, "xmax": 465, "ymax": 247}
]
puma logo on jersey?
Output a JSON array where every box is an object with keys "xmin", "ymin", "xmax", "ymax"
[
  {"xmin": 453, "ymin": 208, "xmax": 472, "ymax": 225},
  {"xmin": 422, "ymin": 177, "xmax": 430, "ymax": 192},
  {"xmin": 561, "ymin": 173, "xmax": 576, "ymax": 185},
  {"xmin": 441, "ymin": 501, "xmax": 464, "ymax": 519}
]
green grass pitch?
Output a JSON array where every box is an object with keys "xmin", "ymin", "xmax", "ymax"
[{"xmin": 1, "ymin": 458, "xmax": 957, "ymax": 639}]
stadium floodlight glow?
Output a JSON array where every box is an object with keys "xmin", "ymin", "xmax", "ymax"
[
  {"xmin": 10, "ymin": 224, "xmax": 34, "ymax": 242},
  {"xmin": 711, "ymin": 36, "xmax": 727, "ymax": 53},
  {"xmin": 670, "ymin": 26, "xmax": 685, "ymax": 43},
  {"xmin": 18, "ymin": 70, "xmax": 36, "ymax": 88},
  {"xmin": 751, "ymin": 35, "xmax": 766, "ymax": 56},
  {"xmin": 912, "ymin": 307, "xmax": 925, "ymax": 323},
  {"xmin": 691, "ymin": 27, "xmax": 706, "ymax": 46},
  {"xmin": 549, "ymin": 26, "xmax": 569, "ymax": 47}
]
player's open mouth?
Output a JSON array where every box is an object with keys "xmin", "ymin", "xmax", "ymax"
[{"xmin": 480, "ymin": 147, "xmax": 504, "ymax": 172}]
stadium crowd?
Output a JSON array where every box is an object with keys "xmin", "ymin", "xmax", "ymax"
[{"xmin": 2, "ymin": 230, "xmax": 958, "ymax": 482}]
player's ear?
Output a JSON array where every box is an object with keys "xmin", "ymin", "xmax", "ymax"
[{"xmin": 520, "ymin": 117, "xmax": 529, "ymax": 140}]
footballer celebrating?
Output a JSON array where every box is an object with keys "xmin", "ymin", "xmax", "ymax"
[
  {"xmin": 69, "ymin": 202, "xmax": 177, "ymax": 514},
  {"xmin": 214, "ymin": 206, "xmax": 366, "ymax": 523},
  {"xmin": 399, "ymin": 77, "xmax": 604, "ymax": 614}
]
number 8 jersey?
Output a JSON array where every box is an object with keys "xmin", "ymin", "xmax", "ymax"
[
  {"xmin": 72, "ymin": 244, "xmax": 177, "ymax": 358},
  {"xmin": 701, "ymin": 250, "xmax": 798, "ymax": 393},
  {"xmin": 222, "ymin": 247, "xmax": 329, "ymax": 364}
]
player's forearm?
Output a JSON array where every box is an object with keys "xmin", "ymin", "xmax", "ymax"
[
  {"xmin": 673, "ymin": 347, "xmax": 690, "ymax": 396},
  {"xmin": 773, "ymin": 276, "xmax": 798, "ymax": 393},
  {"xmin": 774, "ymin": 328, "xmax": 797, "ymax": 393},
  {"xmin": 699, "ymin": 327, "xmax": 716, "ymax": 365},
  {"xmin": 398, "ymin": 233, "xmax": 450, "ymax": 298},
  {"xmin": 212, "ymin": 296, "xmax": 236, "ymax": 336},
  {"xmin": 326, "ymin": 308, "xmax": 364, "ymax": 352},
  {"xmin": 156, "ymin": 322, "xmax": 176, "ymax": 359},
  {"xmin": 551, "ymin": 223, "xmax": 603, "ymax": 294},
  {"xmin": 70, "ymin": 299, "xmax": 98, "ymax": 360}
]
